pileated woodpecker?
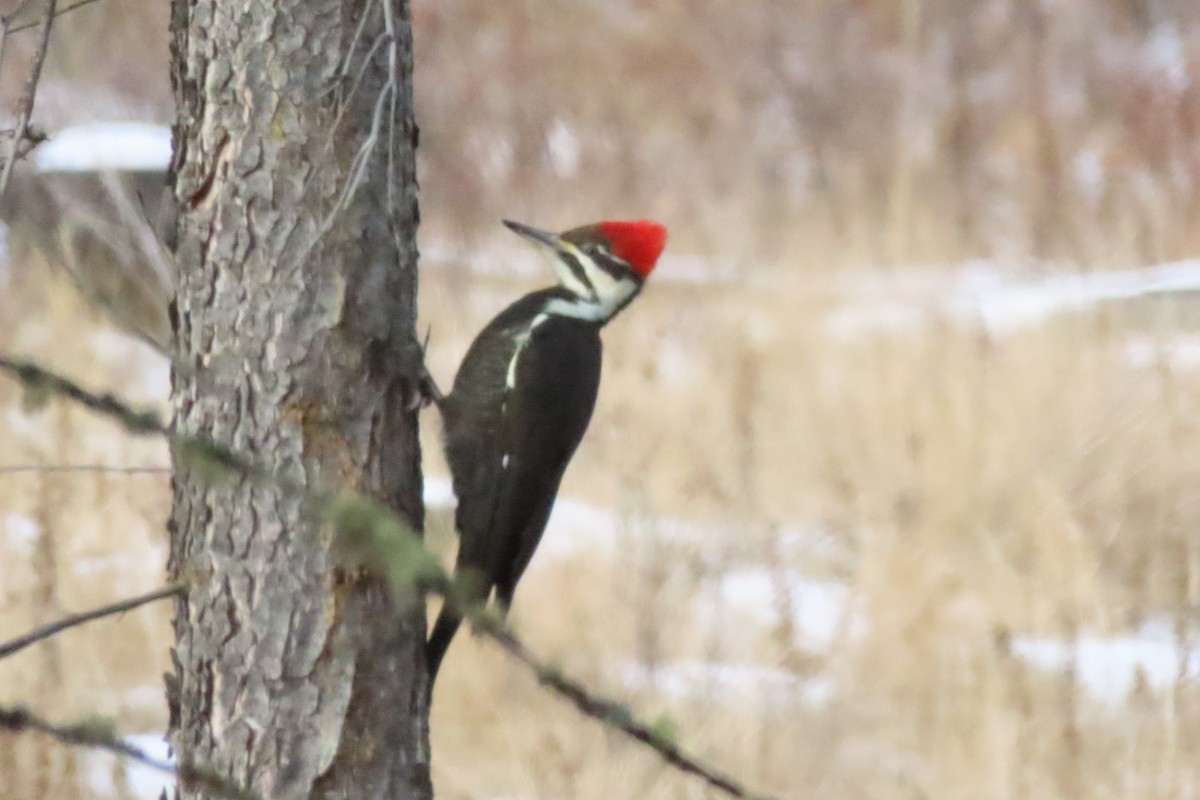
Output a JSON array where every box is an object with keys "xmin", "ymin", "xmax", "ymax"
[{"xmin": 426, "ymin": 218, "xmax": 668, "ymax": 687}]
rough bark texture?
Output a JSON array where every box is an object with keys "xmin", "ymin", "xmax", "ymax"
[{"xmin": 166, "ymin": 0, "xmax": 430, "ymax": 797}]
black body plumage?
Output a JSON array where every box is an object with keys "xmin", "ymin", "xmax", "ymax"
[{"xmin": 426, "ymin": 288, "xmax": 603, "ymax": 685}]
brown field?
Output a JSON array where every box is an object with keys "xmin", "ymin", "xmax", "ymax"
[
  {"xmin": 3, "ymin": 1, "xmax": 1200, "ymax": 796},
  {"xmin": 3, "ymin": 240, "xmax": 1200, "ymax": 799}
]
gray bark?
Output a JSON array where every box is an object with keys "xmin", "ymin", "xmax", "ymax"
[{"xmin": 166, "ymin": 0, "xmax": 430, "ymax": 798}]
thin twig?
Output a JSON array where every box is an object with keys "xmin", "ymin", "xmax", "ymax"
[
  {"xmin": 0, "ymin": 356, "xmax": 256, "ymax": 479},
  {"xmin": 0, "ymin": 583, "xmax": 185, "ymax": 660},
  {"xmin": 0, "ymin": 464, "xmax": 170, "ymax": 475},
  {"xmin": 0, "ymin": 357, "xmax": 166, "ymax": 434},
  {"xmin": 461, "ymin": 595, "xmax": 778, "ymax": 799},
  {"xmin": 0, "ymin": 704, "xmax": 259, "ymax": 800},
  {"xmin": 0, "ymin": 0, "xmax": 57, "ymax": 198},
  {"xmin": 0, "ymin": 355, "xmax": 779, "ymax": 800},
  {"xmin": 4, "ymin": 0, "xmax": 100, "ymax": 35},
  {"xmin": 0, "ymin": 0, "xmax": 38, "ymax": 77}
]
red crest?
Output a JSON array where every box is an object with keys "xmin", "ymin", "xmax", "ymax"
[{"xmin": 599, "ymin": 220, "xmax": 668, "ymax": 278}]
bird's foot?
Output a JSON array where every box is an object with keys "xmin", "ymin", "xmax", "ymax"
[{"xmin": 401, "ymin": 326, "xmax": 445, "ymax": 411}]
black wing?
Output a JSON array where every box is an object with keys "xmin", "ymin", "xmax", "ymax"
[
  {"xmin": 430, "ymin": 295, "xmax": 601, "ymax": 685},
  {"xmin": 441, "ymin": 315, "xmax": 515, "ymax": 593},
  {"xmin": 490, "ymin": 315, "xmax": 602, "ymax": 603},
  {"xmin": 443, "ymin": 310, "xmax": 601, "ymax": 598}
]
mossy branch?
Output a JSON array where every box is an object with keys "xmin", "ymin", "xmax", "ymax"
[
  {"xmin": 0, "ymin": 704, "xmax": 260, "ymax": 800},
  {"xmin": 0, "ymin": 354, "xmax": 780, "ymax": 800}
]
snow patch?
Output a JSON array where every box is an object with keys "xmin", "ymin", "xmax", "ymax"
[
  {"xmin": 35, "ymin": 123, "xmax": 171, "ymax": 173},
  {"xmin": 546, "ymin": 120, "xmax": 580, "ymax": 177},
  {"xmin": 828, "ymin": 260, "xmax": 1200, "ymax": 337},
  {"xmin": 81, "ymin": 732, "xmax": 171, "ymax": 800},
  {"xmin": 423, "ymin": 474, "xmax": 456, "ymax": 509},
  {"xmin": 536, "ymin": 496, "xmax": 620, "ymax": 557},
  {"xmin": 88, "ymin": 330, "xmax": 170, "ymax": 400},
  {"xmin": 697, "ymin": 568, "xmax": 857, "ymax": 651},
  {"xmin": 1124, "ymin": 334, "xmax": 1200, "ymax": 371},
  {"xmin": 423, "ymin": 472, "xmax": 843, "ymax": 573},
  {"xmin": 72, "ymin": 546, "xmax": 166, "ymax": 578},
  {"xmin": 3, "ymin": 514, "xmax": 39, "ymax": 555},
  {"xmin": 1013, "ymin": 621, "xmax": 1200, "ymax": 706},
  {"xmin": 121, "ymin": 685, "xmax": 167, "ymax": 712},
  {"xmin": 5, "ymin": 405, "xmax": 55, "ymax": 447},
  {"xmin": 618, "ymin": 659, "xmax": 833, "ymax": 706},
  {"xmin": 1145, "ymin": 24, "xmax": 1190, "ymax": 92}
]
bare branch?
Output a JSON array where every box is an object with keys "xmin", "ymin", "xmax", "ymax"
[
  {"xmin": 0, "ymin": 704, "xmax": 259, "ymax": 800},
  {"xmin": 476, "ymin": 619, "xmax": 776, "ymax": 800},
  {"xmin": 0, "ymin": 354, "xmax": 779, "ymax": 800},
  {"xmin": 0, "ymin": 463, "xmax": 170, "ymax": 475},
  {"xmin": 0, "ymin": 355, "xmax": 256, "ymax": 478},
  {"xmin": 0, "ymin": 0, "xmax": 57, "ymax": 198},
  {"xmin": 0, "ymin": 583, "xmax": 185, "ymax": 661},
  {"xmin": 5, "ymin": 0, "xmax": 101, "ymax": 35},
  {"xmin": 0, "ymin": 0, "xmax": 38, "ymax": 116}
]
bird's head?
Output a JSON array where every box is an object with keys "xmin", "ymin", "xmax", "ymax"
[{"xmin": 503, "ymin": 218, "xmax": 668, "ymax": 323}]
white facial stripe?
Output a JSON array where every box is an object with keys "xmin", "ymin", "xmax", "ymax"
[
  {"xmin": 561, "ymin": 242, "xmax": 608, "ymax": 297},
  {"xmin": 538, "ymin": 238, "xmax": 642, "ymax": 323},
  {"xmin": 541, "ymin": 244, "xmax": 591, "ymax": 298},
  {"xmin": 543, "ymin": 283, "xmax": 637, "ymax": 322}
]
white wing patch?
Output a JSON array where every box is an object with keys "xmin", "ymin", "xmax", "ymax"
[
  {"xmin": 505, "ymin": 337, "xmax": 525, "ymax": 390},
  {"xmin": 504, "ymin": 314, "xmax": 550, "ymax": 390}
]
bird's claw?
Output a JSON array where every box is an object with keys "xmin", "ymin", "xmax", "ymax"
[
  {"xmin": 402, "ymin": 325, "xmax": 445, "ymax": 411},
  {"xmin": 404, "ymin": 365, "xmax": 444, "ymax": 411}
]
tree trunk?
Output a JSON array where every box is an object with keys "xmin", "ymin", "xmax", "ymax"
[{"xmin": 165, "ymin": 0, "xmax": 430, "ymax": 797}]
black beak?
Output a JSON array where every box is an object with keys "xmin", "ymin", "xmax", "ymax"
[{"xmin": 502, "ymin": 219, "xmax": 563, "ymax": 250}]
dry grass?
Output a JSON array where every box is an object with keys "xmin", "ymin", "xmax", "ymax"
[
  {"xmin": 425, "ymin": 265, "xmax": 1200, "ymax": 799},
  {"xmin": 2, "ymin": 6, "xmax": 1200, "ymax": 796},
  {"xmin": 4, "ymin": 237, "xmax": 1200, "ymax": 798},
  {"xmin": 7, "ymin": 1, "xmax": 1200, "ymax": 265},
  {"xmin": 2, "ymin": 1, "xmax": 1200, "ymax": 797},
  {"xmin": 0, "ymin": 261, "xmax": 170, "ymax": 800}
]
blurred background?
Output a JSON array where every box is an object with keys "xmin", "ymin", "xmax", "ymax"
[{"xmin": 3, "ymin": 1, "xmax": 1200, "ymax": 798}]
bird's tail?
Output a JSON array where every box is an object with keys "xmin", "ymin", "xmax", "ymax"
[{"xmin": 425, "ymin": 602, "xmax": 463, "ymax": 693}]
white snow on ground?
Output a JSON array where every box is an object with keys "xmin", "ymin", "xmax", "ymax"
[
  {"xmin": 1013, "ymin": 621, "xmax": 1200, "ymax": 707},
  {"xmin": 81, "ymin": 732, "xmax": 171, "ymax": 800},
  {"xmin": 423, "ymin": 474, "xmax": 456, "ymax": 509},
  {"xmin": 826, "ymin": 259, "xmax": 1200, "ymax": 337},
  {"xmin": 1124, "ymin": 333, "xmax": 1200, "ymax": 370},
  {"xmin": 35, "ymin": 123, "xmax": 172, "ymax": 173},
  {"xmin": 431, "ymin": 477, "xmax": 1200, "ymax": 709},
  {"xmin": 618, "ymin": 660, "xmax": 834, "ymax": 706},
  {"xmin": 709, "ymin": 564, "xmax": 1200, "ymax": 706},
  {"xmin": 698, "ymin": 568, "xmax": 857, "ymax": 651},
  {"xmin": 121, "ymin": 685, "xmax": 168, "ymax": 714},
  {"xmin": 5, "ymin": 404, "xmax": 57, "ymax": 447},
  {"xmin": 88, "ymin": 330, "xmax": 171, "ymax": 400},
  {"xmin": 2, "ymin": 514, "xmax": 39, "ymax": 555},
  {"xmin": 71, "ymin": 545, "xmax": 167, "ymax": 578},
  {"xmin": 534, "ymin": 495, "xmax": 620, "ymax": 557}
]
